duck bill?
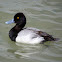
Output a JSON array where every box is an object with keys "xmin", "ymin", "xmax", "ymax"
[{"xmin": 5, "ymin": 19, "xmax": 14, "ymax": 24}]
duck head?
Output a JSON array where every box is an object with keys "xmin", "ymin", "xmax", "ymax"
[{"xmin": 5, "ymin": 12, "xmax": 26, "ymax": 25}]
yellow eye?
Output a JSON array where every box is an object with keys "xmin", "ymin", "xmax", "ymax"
[{"xmin": 17, "ymin": 17, "xmax": 19, "ymax": 19}]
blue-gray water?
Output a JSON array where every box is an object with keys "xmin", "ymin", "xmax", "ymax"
[{"xmin": 0, "ymin": 0, "xmax": 62, "ymax": 62}]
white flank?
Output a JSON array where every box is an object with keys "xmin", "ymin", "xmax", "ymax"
[{"xmin": 16, "ymin": 27, "xmax": 44, "ymax": 44}]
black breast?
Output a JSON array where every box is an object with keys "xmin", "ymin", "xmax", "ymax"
[
  {"xmin": 9, "ymin": 28, "xmax": 18, "ymax": 41},
  {"xmin": 9, "ymin": 23, "xmax": 25, "ymax": 41}
]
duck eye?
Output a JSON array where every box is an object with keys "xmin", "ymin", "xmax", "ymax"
[{"xmin": 17, "ymin": 17, "xmax": 19, "ymax": 19}]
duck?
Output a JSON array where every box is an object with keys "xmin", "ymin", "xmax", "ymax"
[{"xmin": 5, "ymin": 12, "xmax": 57, "ymax": 44}]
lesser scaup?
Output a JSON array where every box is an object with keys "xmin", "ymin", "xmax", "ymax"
[{"xmin": 5, "ymin": 12, "xmax": 57, "ymax": 44}]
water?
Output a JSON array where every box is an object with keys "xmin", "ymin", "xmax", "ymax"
[{"xmin": 0, "ymin": 0, "xmax": 62, "ymax": 62}]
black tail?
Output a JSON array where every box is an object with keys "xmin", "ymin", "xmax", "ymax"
[
  {"xmin": 42, "ymin": 35, "xmax": 59, "ymax": 43},
  {"xmin": 41, "ymin": 36, "xmax": 59, "ymax": 44},
  {"xmin": 38, "ymin": 31, "xmax": 59, "ymax": 43}
]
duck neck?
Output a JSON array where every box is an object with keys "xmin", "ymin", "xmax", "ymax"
[{"xmin": 14, "ymin": 21, "xmax": 26, "ymax": 32}]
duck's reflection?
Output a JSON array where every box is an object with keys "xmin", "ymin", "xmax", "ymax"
[{"xmin": 7, "ymin": 43, "xmax": 45, "ymax": 59}]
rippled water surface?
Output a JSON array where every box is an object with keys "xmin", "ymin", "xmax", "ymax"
[{"xmin": 0, "ymin": 0, "xmax": 62, "ymax": 62}]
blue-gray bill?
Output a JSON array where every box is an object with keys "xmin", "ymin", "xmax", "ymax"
[{"xmin": 5, "ymin": 19, "xmax": 14, "ymax": 24}]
